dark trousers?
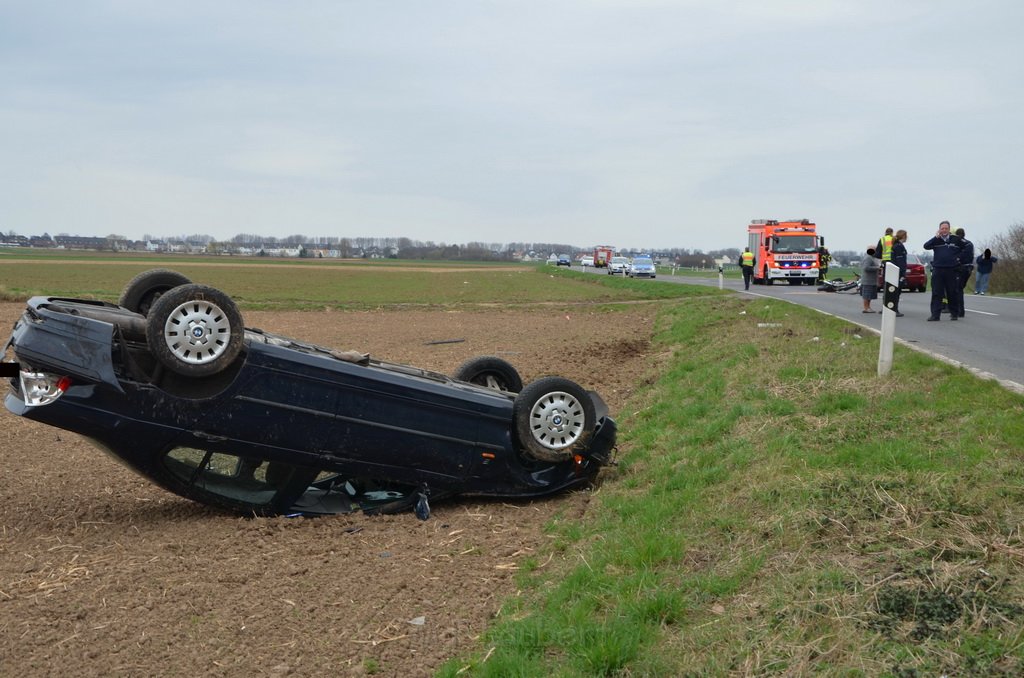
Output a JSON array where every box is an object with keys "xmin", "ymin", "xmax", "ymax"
[
  {"xmin": 930, "ymin": 267, "xmax": 960, "ymax": 318},
  {"xmin": 741, "ymin": 266, "xmax": 753, "ymax": 289},
  {"xmin": 955, "ymin": 266, "xmax": 972, "ymax": 316}
]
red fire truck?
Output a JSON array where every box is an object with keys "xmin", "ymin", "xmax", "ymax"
[
  {"xmin": 592, "ymin": 246, "xmax": 614, "ymax": 269},
  {"xmin": 747, "ymin": 219, "xmax": 824, "ymax": 285}
]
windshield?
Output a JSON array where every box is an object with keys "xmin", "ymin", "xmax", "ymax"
[
  {"xmin": 633, "ymin": 258, "xmax": 652, "ymax": 266},
  {"xmin": 612, "ymin": 257, "xmax": 629, "ymax": 264},
  {"xmin": 771, "ymin": 235, "xmax": 818, "ymax": 253}
]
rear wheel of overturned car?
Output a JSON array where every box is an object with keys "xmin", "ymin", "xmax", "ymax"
[
  {"xmin": 513, "ymin": 376, "xmax": 596, "ymax": 463},
  {"xmin": 119, "ymin": 269, "xmax": 193, "ymax": 316},
  {"xmin": 453, "ymin": 356, "xmax": 523, "ymax": 392},
  {"xmin": 146, "ymin": 284, "xmax": 244, "ymax": 377}
]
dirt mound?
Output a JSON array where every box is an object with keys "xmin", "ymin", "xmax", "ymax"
[{"xmin": 0, "ymin": 302, "xmax": 655, "ymax": 677}]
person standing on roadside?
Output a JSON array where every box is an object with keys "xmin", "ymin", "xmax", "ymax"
[
  {"xmin": 884, "ymin": 229, "xmax": 909, "ymax": 317},
  {"xmin": 923, "ymin": 221, "xmax": 963, "ymax": 321},
  {"xmin": 975, "ymin": 248, "xmax": 998, "ymax": 295},
  {"xmin": 952, "ymin": 227, "xmax": 974, "ymax": 318},
  {"xmin": 876, "ymin": 227, "xmax": 895, "ymax": 263},
  {"xmin": 739, "ymin": 247, "xmax": 755, "ymax": 290},
  {"xmin": 860, "ymin": 247, "xmax": 881, "ymax": 313},
  {"xmin": 818, "ymin": 246, "xmax": 832, "ymax": 282}
]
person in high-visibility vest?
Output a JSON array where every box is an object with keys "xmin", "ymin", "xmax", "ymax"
[
  {"xmin": 817, "ymin": 246, "xmax": 832, "ymax": 282},
  {"xmin": 739, "ymin": 247, "xmax": 755, "ymax": 290},
  {"xmin": 875, "ymin": 227, "xmax": 894, "ymax": 262}
]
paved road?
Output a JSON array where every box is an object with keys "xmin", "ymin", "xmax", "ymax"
[{"xmin": 593, "ymin": 268, "xmax": 1024, "ymax": 393}]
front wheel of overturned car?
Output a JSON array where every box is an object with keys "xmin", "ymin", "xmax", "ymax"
[
  {"xmin": 453, "ymin": 356, "xmax": 523, "ymax": 392},
  {"xmin": 513, "ymin": 376, "xmax": 596, "ymax": 463},
  {"xmin": 118, "ymin": 268, "xmax": 193, "ymax": 316},
  {"xmin": 146, "ymin": 284, "xmax": 244, "ymax": 377}
]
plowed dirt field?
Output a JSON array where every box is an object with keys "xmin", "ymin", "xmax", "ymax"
[{"xmin": 0, "ymin": 302, "xmax": 656, "ymax": 677}]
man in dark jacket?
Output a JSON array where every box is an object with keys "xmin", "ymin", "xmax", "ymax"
[
  {"xmin": 922, "ymin": 221, "xmax": 963, "ymax": 321},
  {"xmin": 953, "ymin": 227, "xmax": 974, "ymax": 318},
  {"xmin": 887, "ymin": 229, "xmax": 908, "ymax": 317}
]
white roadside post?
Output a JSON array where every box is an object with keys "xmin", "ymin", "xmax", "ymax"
[
  {"xmin": 718, "ymin": 265, "xmax": 724, "ymax": 289},
  {"xmin": 878, "ymin": 261, "xmax": 899, "ymax": 376}
]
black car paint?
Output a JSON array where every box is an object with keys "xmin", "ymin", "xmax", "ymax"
[{"xmin": 4, "ymin": 296, "xmax": 615, "ymax": 517}]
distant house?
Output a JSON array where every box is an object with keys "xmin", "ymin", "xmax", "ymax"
[
  {"xmin": 54, "ymin": 235, "xmax": 109, "ymax": 250},
  {"xmin": 0, "ymin": 234, "xmax": 29, "ymax": 247},
  {"xmin": 259, "ymin": 246, "xmax": 301, "ymax": 257}
]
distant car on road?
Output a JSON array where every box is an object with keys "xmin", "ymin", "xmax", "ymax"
[
  {"xmin": 556, "ymin": 254, "xmax": 572, "ymax": 266},
  {"xmin": 607, "ymin": 257, "xmax": 630, "ymax": 275},
  {"xmin": 628, "ymin": 257, "xmax": 656, "ymax": 278},
  {"xmin": 580, "ymin": 256, "xmax": 594, "ymax": 267}
]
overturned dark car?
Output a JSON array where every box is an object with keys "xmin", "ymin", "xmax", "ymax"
[{"xmin": 2, "ymin": 270, "xmax": 616, "ymax": 520}]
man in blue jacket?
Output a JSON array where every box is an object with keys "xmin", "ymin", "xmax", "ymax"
[
  {"xmin": 922, "ymin": 221, "xmax": 964, "ymax": 321},
  {"xmin": 952, "ymin": 227, "xmax": 974, "ymax": 318}
]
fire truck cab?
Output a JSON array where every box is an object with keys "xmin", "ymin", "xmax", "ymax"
[
  {"xmin": 592, "ymin": 246, "xmax": 614, "ymax": 269},
  {"xmin": 747, "ymin": 219, "xmax": 824, "ymax": 285}
]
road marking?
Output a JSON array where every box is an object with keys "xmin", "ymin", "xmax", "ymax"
[{"xmin": 966, "ymin": 308, "xmax": 998, "ymax": 316}]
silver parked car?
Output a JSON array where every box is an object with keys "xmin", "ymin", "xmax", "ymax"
[{"xmin": 607, "ymin": 257, "xmax": 630, "ymax": 275}]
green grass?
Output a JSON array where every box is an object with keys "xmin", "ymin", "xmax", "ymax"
[{"xmin": 440, "ymin": 294, "xmax": 1024, "ymax": 677}]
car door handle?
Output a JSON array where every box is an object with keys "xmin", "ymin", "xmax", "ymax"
[{"xmin": 193, "ymin": 431, "xmax": 228, "ymax": 442}]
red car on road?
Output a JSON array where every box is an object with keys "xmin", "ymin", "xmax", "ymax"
[{"xmin": 878, "ymin": 254, "xmax": 927, "ymax": 292}]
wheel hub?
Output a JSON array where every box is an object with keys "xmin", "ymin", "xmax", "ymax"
[
  {"xmin": 529, "ymin": 391, "xmax": 584, "ymax": 450},
  {"xmin": 164, "ymin": 300, "xmax": 231, "ymax": 364}
]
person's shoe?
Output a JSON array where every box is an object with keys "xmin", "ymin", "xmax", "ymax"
[
  {"xmin": 950, "ymin": 315, "xmax": 958, "ymax": 321},
  {"xmin": 927, "ymin": 316, "xmax": 940, "ymax": 321},
  {"xmin": 895, "ymin": 312, "xmax": 905, "ymax": 317},
  {"xmin": 980, "ymin": 291, "xmax": 986, "ymax": 295}
]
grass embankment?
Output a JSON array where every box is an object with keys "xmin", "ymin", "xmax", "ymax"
[{"xmin": 443, "ymin": 294, "xmax": 1024, "ymax": 676}]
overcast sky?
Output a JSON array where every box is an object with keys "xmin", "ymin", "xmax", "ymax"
[{"xmin": 2, "ymin": 1, "xmax": 1021, "ymax": 254}]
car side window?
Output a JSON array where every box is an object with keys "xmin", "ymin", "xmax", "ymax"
[{"xmin": 163, "ymin": 447, "xmax": 285, "ymax": 505}]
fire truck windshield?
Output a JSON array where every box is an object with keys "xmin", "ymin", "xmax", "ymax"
[{"xmin": 771, "ymin": 235, "xmax": 818, "ymax": 253}]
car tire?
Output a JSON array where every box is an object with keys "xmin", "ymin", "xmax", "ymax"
[
  {"xmin": 513, "ymin": 376, "xmax": 596, "ymax": 463},
  {"xmin": 119, "ymin": 269, "xmax": 193, "ymax": 316},
  {"xmin": 453, "ymin": 356, "xmax": 523, "ymax": 392},
  {"xmin": 146, "ymin": 284, "xmax": 244, "ymax": 377}
]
